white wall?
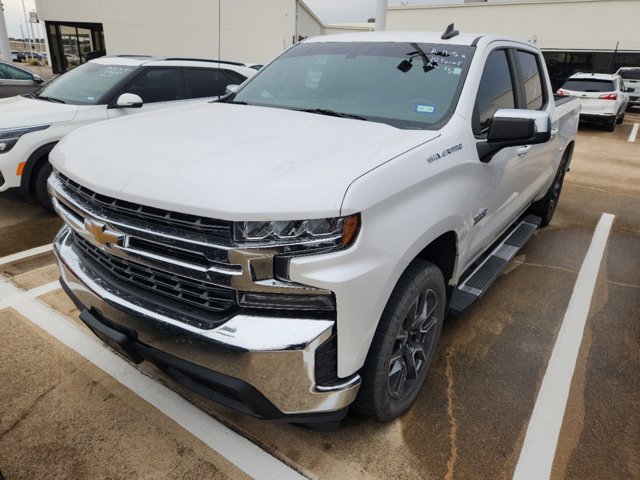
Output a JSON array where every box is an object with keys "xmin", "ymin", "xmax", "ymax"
[
  {"xmin": 297, "ymin": 2, "xmax": 322, "ymax": 40},
  {"xmin": 36, "ymin": 0, "xmax": 299, "ymax": 63},
  {"xmin": 387, "ymin": 0, "xmax": 640, "ymax": 52}
]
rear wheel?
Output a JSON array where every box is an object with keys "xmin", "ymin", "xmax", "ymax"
[
  {"xmin": 528, "ymin": 149, "xmax": 570, "ymax": 227},
  {"xmin": 353, "ymin": 259, "xmax": 445, "ymax": 421},
  {"xmin": 617, "ymin": 111, "xmax": 625, "ymax": 124},
  {"xmin": 604, "ymin": 114, "xmax": 617, "ymax": 132},
  {"xmin": 31, "ymin": 160, "xmax": 54, "ymax": 211}
]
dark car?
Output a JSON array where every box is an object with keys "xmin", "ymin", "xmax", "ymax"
[{"xmin": 0, "ymin": 61, "xmax": 46, "ymax": 98}]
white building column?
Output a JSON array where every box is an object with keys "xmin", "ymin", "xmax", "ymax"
[
  {"xmin": 0, "ymin": 1, "xmax": 12, "ymax": 61},
  {"xmin": 375, "ymin": 0, "xmax": 388, "ymax": 31}
]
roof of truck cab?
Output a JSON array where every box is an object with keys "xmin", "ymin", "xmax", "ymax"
[{"xmin": 304, "ymin": 31, "xmax": 529, "ymax": 48}]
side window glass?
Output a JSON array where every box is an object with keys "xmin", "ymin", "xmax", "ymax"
[
  {"xmin": 0, "ymin": 63, "xmax": 33, "ymax": 80},
  {"xmin": 184, "ymin": 68, "xmax": 227, "ymax": 99},
  {"xmin": 125, "ymin": 68, "xmax": 182, "ymax": 104},
  {"xmin": 517, "ymin": 50, "xmax": 544, "ymax": 110},
  {"xmin": 474, "ymin": 50, "xmax": 515, "ymax": 135},
  {"xmin": 223, "ymin": 70, "xmax": 247, "ymax": 85}
]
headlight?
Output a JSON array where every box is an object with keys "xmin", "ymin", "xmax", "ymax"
[
  {"xmin": 234, "ymin": 214, "xmax": 360, "ymax": 253},
  {"xmin": 0, "ymin": 125, "xmax": 50, "ymax": 154}
]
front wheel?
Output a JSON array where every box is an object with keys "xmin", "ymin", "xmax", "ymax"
[
  {"xmin": 353, "ymin": 259, "xmax": 445, "ymax": 422},
  {"xmin": 31, "ymin": 160, "xmax": 54, "ymax": 211}
]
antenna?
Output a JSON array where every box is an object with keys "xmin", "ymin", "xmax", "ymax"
[
  {"xmin": 218, "ymin": 0, "xmax": 222, "ymax": 97},
  {"xmin": 441, "ymin": 23, "xmax": 459, "ymax": 40}
]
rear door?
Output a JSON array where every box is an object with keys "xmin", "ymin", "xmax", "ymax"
[{"xmin": 183, "ymin": 68, "xmax": 247, "ymax": 102}]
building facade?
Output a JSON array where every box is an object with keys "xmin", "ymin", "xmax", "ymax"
[
  {"xmin": 34, "ymin": 0, "xmax": 325, "ymax": 73},
  {"xmin": 387, "ymin": 0, "xmax": 640, "ymax": 89}
]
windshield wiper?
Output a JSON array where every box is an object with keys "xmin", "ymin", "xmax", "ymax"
[
  {"xmin": 36, "ymin": 95, "xmax": 66, "ymax": 104},
  {"xmin": 298, "ymin": 108, "xmax": 367, "ymax": 121}
]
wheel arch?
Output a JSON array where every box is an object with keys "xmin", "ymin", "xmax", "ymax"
[
  {"xmin": 19, "ymin": 141, "xmax": 59, "ymax": 198},
  {"xmin": 414, "ymin": 230, "xmax": 458, "ymax": 289}
]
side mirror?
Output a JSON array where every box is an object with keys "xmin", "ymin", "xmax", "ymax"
[
  {"xmin": 32, "ymin": 74, "xmax": 45, "ymax": 83},
  {"xmin": 225, "ymin": 84, "xmax": 240, "ymax": 95},
  {"xmin": 477, "ymin": 109, "xmax": 551, "ymax": 163},
  {"xmin": 115, "ymin": 93, "xmax": 144, "ymax": 109},
  {"xmin": 626, "ymin": 87, "xmax": 634, "ymax": 93}
]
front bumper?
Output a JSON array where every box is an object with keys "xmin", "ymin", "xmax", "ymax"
[{"xmin": 54, "ymin": 226, "xmax": 360, "ymax": 422}]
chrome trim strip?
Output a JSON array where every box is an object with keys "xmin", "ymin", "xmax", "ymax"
[{"xmin": 49, "ymin": 173, "xmax": 331, "ymax": 296}]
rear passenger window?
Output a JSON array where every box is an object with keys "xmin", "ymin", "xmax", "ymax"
[
  {"xmin": 223, "ymin": 70, "xmax": 247, "ymax": 85},
  {"xmin": 474, "ymin": 50, "xmax": 515, "ymax": 134},
  {"xmin": 184, "ymin": 68, "xmax": 228, "ymax": 99},
  {"xmin": 517, "ymin": 51, "xmax": 544, "ymax": 110},
  {"xmin": 125, "ymin": 68, "xmax": 183, "ymax": 104}
]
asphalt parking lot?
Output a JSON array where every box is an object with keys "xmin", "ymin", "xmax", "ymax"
[{"xmin": 0, "ymin": 112, "xmax": 638, "ymax": 479}]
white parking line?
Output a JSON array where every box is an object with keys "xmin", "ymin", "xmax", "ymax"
[
  {"xmin": 0, "ymin": 243, "xmax": 52, "ymax": 266},
  {"xmin": 512, "ymin": 213, "xmax": 614, "ymax": 480},
  {"xmin": 26, "ymin": 280, "xmax": 62, "ymax": 298},
  {"xmin": 0, "ymin": 280, "xmax": 305, "ymax": 480},
  {"xmin": 629, "ymin": 123, "xmax": 639, "ymax": 143}
]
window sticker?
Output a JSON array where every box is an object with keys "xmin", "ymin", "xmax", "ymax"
[{"xmin": 416, "ymin": 104, "xmax": 436, "ymax": 114}]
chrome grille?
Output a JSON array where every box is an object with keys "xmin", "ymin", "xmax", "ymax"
[
  {"xmin": 73, "ymin": 233, "xmax": 237, "ymax": 318},
  {"xmin": 57, "ymin": 173, "xmax": 233, "ymax": 243}
]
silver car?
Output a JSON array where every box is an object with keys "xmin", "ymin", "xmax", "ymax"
[
  {"xmin": 0, "ymin": 61, "xmax": 45, "ymax": 98},
  {"xmin": 617, "ymin": 67, "xmax": 640, "ymax": 109}
]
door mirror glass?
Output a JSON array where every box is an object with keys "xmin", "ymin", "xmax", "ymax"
[{"xmin": 115, "ymin": 93, "xmax": 144, "ymax": 108}]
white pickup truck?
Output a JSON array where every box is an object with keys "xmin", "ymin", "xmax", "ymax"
[{"xmin": 49, "ymin": 29, "xmax": 579, "ymax": 428}]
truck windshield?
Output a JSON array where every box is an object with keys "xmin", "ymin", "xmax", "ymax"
[
  {"xmin": 233, "ymin": 42, "xmax": 475, "ymax": 129},
  {"xmin": 32, "ymin": 62, "xmax": 136, "ymax": 105}
]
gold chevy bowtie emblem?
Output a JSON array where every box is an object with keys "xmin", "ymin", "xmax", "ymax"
[{"xmin": 84, "ymin": 219, "xmax": 123, "ymax": 247}]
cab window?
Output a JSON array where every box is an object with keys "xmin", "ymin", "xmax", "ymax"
[
  {"xmin": 517, "ymin": 50, "xmax": 544, "ymax": 110},
  {"xmin": 473, "ymin": 49, "xmax": 515, "ymax": 135}
]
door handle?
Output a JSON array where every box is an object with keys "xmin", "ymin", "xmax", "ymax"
[
  {"xmin": 550, "ymin": 128, "xmax": 559, "ymax": 139},
  {"xmin": 516, "ymin": 145, "xmax": 532, "ymax": 156}
]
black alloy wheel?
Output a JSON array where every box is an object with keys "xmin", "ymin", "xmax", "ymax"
[
  {"xmin": 353, "ymin": 259, "xmax": 445, "ymax": 422},
  {"xmin": 388, "ymin": 288, "xmax": 439, "ymax": 399}
]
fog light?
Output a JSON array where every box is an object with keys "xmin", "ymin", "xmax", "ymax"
[{"xmin": 237, "ymin": 291, "xmax": 335, "ymax": 311}]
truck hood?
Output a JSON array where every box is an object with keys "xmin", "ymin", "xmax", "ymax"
[
  {"xmin": 51, "ymin": 103, "xmax": 439, "ymax": 220},
  {"xmin": 0, "ymin": 95, "xmax": 79, "ymax": 129}
]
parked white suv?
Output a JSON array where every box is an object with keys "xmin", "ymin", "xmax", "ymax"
[
  {"xmin": 616, "ymin": 67, "xmax": 640, "ymax": 109},
  {"xmin": 0, "ymin": 56, "xmax": 255, "ymax": 209},
  {"xmin": 557, "ymin": 72, "xmax": 630, "ymax": 131}
]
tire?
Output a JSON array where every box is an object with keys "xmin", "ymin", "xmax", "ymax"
[
  {"xmin": 528, "ymin": 150, "xmax": 569, "ymax": 227},
  {"xmin": 617, "ymin": 111, "xmax": 625, "ymax": 124},
  {"xmin": 31, "ymin": 160, "xmax": 54, "ymax": 211},
  {"xmin": 353, "ymin": 259, "xmax": 446, "ymax": 422},
  {"xmin": 604, "ymin": 115, "xmax": 617, "ymax": 132}
]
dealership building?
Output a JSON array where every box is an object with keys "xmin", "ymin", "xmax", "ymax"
[{"xmin": 34, "ymin": 0, "xmax": 640, "ymax": 88}]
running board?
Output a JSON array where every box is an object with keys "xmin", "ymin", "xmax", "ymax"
[{"xmin": 449, "ymin": 215, "xmax": 541, "ymax": 315}]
